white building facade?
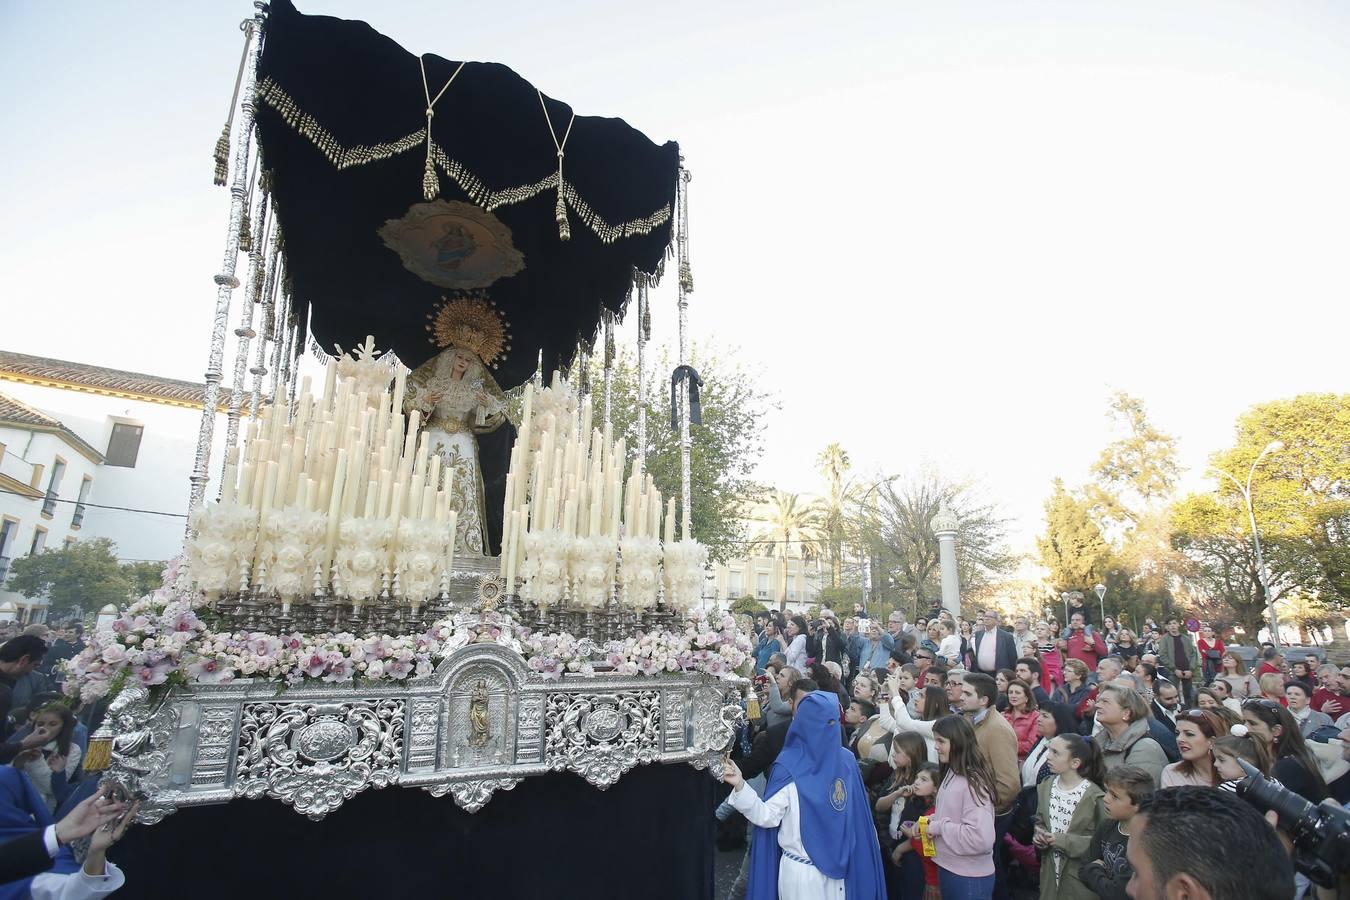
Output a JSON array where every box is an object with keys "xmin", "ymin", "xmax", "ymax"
[
  {"xmin": 0, "ymin": 351, "xmax": 228, "ymax": 621},
  {"xmin": 710, "ymin": 492, "xmax": 826, "ymax": 615}
]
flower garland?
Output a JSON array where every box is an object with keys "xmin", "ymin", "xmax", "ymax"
[{"xmin": 64, "ymin": 584, "xmax": 752, "ymax": 705}]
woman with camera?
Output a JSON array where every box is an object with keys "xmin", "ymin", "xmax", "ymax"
[{"xmin": 1241, "ymin": 698, "xmax": 1329, "ymax": 804}]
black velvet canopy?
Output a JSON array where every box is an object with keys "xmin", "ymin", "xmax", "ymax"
[{"xmin": 255, "ymin": 0, "xmax": 680, "ymax": 389}]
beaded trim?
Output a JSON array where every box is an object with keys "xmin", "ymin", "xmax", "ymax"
[{"xmin": 257, "ymin": 79, "xmax": 672, "ymax": 245}]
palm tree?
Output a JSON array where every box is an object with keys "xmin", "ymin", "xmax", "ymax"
[
  {"xmin": 815, "ymin": 443, "xmax": 856, "ymax": 589},
  {"xmin": 750, "ymin": 491, "xmax": 824, "ymax": 611}
]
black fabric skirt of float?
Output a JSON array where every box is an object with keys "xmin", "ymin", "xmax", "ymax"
[{"xmin": 110, "ymin": 764, "xmax": 717, "ymax": 899}]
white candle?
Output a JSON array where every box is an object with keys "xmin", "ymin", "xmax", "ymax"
[
  {"xmin": 445, "ymin": 510, "xmax": 458, "ymax": 573},
  {"xmin": 421, "ymin": 483, "xmax": 436, "ymax": 522},
  {"xmin": 321, "ymin": 360, "xmax": 337, "ymax": 412},
  {"xmin": 220, "ymin": 462, "xmax": 238, "ymax": 506},
  {"xmin": 665, "ymin": 496, "xmax": 677, "ymax": 544},
  {"xmin": 392, "ymin": 367, "xmax": 407, "ymax": 418}
]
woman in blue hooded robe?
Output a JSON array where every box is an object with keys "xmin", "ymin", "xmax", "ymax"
[{"xmin": 722, "ymin": 690, "xmax": 885, "ymax": 899}]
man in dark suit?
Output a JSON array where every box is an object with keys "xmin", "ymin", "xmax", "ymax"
[
  {"xmin": 0, "ymin": 787, "xmax": 128, "ymax": 884},
  {"xmin": 971, "ymin": 610, "xmax": 1018, "ymax": 676}
]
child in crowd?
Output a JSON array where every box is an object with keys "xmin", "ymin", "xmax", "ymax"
[
  {"xmin": 872, "ymin": 732, "xmax": 929, "ymax": 895},
  {"xmin": 938, "ymin": 620, "xmax": 963, "ymax": 667},
  {"xmin": 895, "ymin": 763, "xmax": 941, "ymax": 900},
  {"xmin": 1034, "ymin": 733, "xmax": 1105, "ymax": 899},
  {"xmin": 896, "ymin": 664, "xmax": 921, "ymax": 714},
  {"xmin": 1081, "ymin": 765, "xmax": 1154, "ymax": 900},
  {"xmin": 1212, "ymin": 726, "xmax": 1273, "ymax": 792},
  {"xmin": 1035, "ymin": 622, "xmax": 1063, "ymax": 692},
  {"xmin": 926, "ymin": 715, "xmax": 998, "ymax": 896}
]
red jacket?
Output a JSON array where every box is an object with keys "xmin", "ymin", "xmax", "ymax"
[
  {"xmin": 1064, "ymin": 630, "xmax": 1108, "ymax": 668},
  {"xmin": 1312, "ymin": 688, "xmax": 1346, "ymax": 716},
  {"xmin": 1004, "ymin": 709, "xmax": 1039, "ymax": 760}
]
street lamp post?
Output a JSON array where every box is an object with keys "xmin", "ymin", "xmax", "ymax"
[
  {"xmin": 1211, "ymin": 440, "xmax": 1284, "ymax": 646},
  {"xmin": 858, "ymin": 476, "xmax": 896, "ymax": 616}
]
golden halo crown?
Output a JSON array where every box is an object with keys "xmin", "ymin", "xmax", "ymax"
[{"xmin": 425, "ymin": 295, "xmax": 511, "ymax": 369}]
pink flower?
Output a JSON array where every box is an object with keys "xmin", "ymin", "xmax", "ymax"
[
  {"xmin": 187, "ymin": 657, "xmax": 233, "ymax": 684},
  {"xmin": 301, "ymin": 653, "xmax": 327, "ymax": 678},
  {"xmin": 134, "ymin": 664, "xmax": 171, "ymax": 686},
  {"xmin": 170, "ymin": 609, "xmax": 203, "ymax": 633},
  {"xmin": 322, "ymin": 655, "xmax": 354, "ymax": 682},
  {"xmin": 282, "ymin": 633, "xmax": 303, "ymax": 651},
  {"xmin": 101, "ymin": 645, "xmax": 127, "ymax": 665}
]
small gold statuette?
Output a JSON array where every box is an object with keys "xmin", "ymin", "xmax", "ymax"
[{"xmin": 469, "ymin": 678, "xmax": 490, "ymax": 748}]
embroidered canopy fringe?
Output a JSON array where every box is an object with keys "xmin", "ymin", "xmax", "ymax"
[{"xmin": 255, "ymin": 79, "xmax": 671, "ymax": 245}]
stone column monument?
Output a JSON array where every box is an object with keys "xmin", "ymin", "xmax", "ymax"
[{"xmin": 932, "ymin": 502, "xmax": 961, "ymax": 618}]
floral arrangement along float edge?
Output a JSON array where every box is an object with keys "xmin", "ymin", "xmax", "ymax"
[{"xmin": 64, "ymin": 559, "xmax": 752, "ymax": 706}]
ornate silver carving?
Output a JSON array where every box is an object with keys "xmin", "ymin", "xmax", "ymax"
[
  {"xmin": 445, "ymin": 666, "xmax": 514, "ymax": 768},
  {"xmin": 192, "ymin": 706, "xmax": 238, "ymax": 786},
  {"xmin": 544, "ymin": 691, "xmax": 660, "ymax": 789},
  {"xmin": 102, "ymin": 685, "xmax": 181, "ymax": 825},
  {"xmin": 662, "ymin": 688, "xmax": 688, "ymax": 754},
  {"xmin": 426, "ymin": 777, "xmax": 522, "ymax": 813},
  {"xmin": 234, "ymin": 699, "xmax": 404, "ymax": 819},
  {"xmin": 97, "ymin": 642, "xmax": 744, "ymax": 821},
  {"xmin": 515, "ymin": 695, "xmax": 545, "ymax": 764},
  {"xmin": 407, "ymin": 697, "xmax": 439, "ymax": 770},
  {"xmin": 688, "ymin": 684, "xmax": 744, "ymax": 763}
]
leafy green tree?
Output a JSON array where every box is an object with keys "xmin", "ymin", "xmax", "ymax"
[
  {"xmin": 122, "ymin": 561, "xmax": 167, "ymax": 598},
  {"xmin": 1210, "ymin": 394, "xmax": 1349, "ymax": 604},
  {"xmin": 1088, "ymin": 391, "xmax": 1181, "ymax": 526},
  {"xmin": 582, "ymin": 342, "xmax": 774, "ymax": 564},
  {"xmin": 815, "ymin": 443, "xmax": 856, "ymax": 589},
  {"xmin": 864, "ymin": 471, "xmax": 1015, "ymax": 617},
  {"xmin": 729, "ymin": 595, "xmax": 768, "ymax": 617},
  {"xmin": 1038, "ymin": 480, "xmax": 1113, "ymax": 592},
  {"xmin": 817, "ymin": 585, "xmax": 863, "ymax": 614},
  {"xmin": 1170, "ymin": 492, "xmax": 1291, "ymax": 638},
  {"xmin": 1171, "ymin": 393, "xmax": 1350, "ymax": 635},
  {"xmin": 7, "ymin": 538, "xmax": 135, "ymax": 619}
]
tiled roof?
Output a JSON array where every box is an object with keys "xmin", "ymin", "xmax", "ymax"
[
  {"xmin": 0, "ymin": 393, "xmax": 63, "ymax": 430},
  {"xmin": 0, "ymin": 390, "xmax": 104, "ymax": 462},
  {"xmin": 0, "ymin": 350, "xmax": 215, "ymax": 409}
]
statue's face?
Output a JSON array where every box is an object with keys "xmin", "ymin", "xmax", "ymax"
[{"xmin": 449, "ymin": 349, "xmax": 473, "ymax": 377}]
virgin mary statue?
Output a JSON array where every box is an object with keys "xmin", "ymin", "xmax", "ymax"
[{"xmin": 404, "ymin": 297, "xmax": 515, "ymax": 557}]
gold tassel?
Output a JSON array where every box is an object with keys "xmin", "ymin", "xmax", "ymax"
[
  {"xmin": 239, "ymin": 209, "xmax": 252, "ymax": 253},
  {"xmin": 423, "ymin": 154, "xmax": 439, "ymax": 201},
  {"xmin": 212, "ymin": 123, "xmax": 230, "ymax": 186},
  {"xmin": 83, "ymin": 735, "xmax": 112, "ymax": 773}
]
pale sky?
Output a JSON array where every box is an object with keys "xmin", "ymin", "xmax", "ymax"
[{"xmin": 3, "ymin": 1, "xmax": 1348, "ymax": 553}]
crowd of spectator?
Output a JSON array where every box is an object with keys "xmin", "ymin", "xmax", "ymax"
[{"xmin": 727, "ymin": 603, "xmax": 1333, "ymax": 898}]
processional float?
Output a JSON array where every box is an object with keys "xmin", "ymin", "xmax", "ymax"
[{"xmin": 73, "ymin": 0, "xmax": 745, "ymax": 832}]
